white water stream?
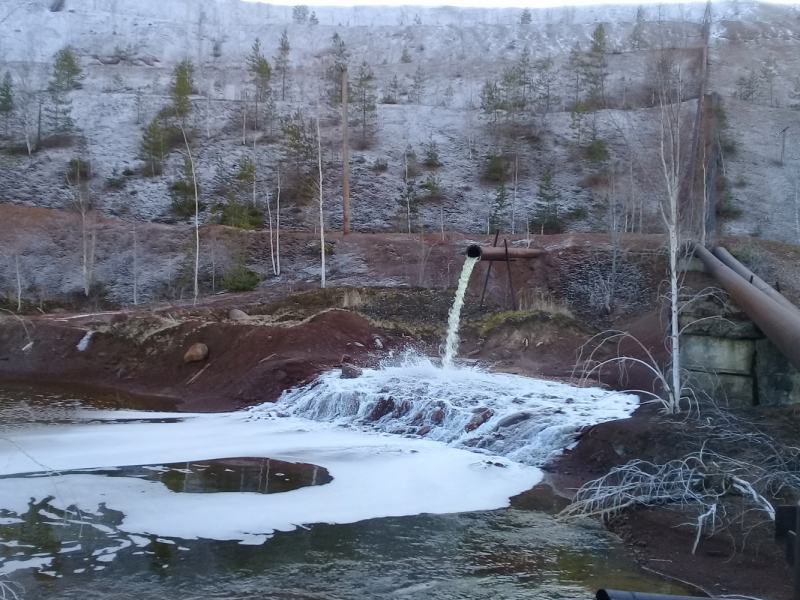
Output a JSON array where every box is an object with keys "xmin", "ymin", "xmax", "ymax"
[{"xmin": 441, "ymin": 256, "xmax": 479, "ymax": 368}]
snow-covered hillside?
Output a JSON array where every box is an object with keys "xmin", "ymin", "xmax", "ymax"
[{"xmin": 1, "ymin": 0, "xmax": 800, "ymax": 302}]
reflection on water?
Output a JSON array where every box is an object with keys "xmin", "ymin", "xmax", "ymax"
[
  {"xmin": 0, "ymin": 384, "xmax": 179, "ymax": 429},
  {"xmin": 25, "ymin": 458, "xmax": 334, "ymax": 495}
]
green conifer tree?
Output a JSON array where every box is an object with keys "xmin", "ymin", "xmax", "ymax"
[
  {"xmin": 140, "ymin": 117, "xmax": 168, "ymax": 176},
  {"xmin": 275, "ymin": 30, "xmax": 290, "ymax": 101},
  {"xmin": 172, "ymin": 60, "xmax": 194, "ymax": 122},
  {"xmin": 0, "ymin": 71, "xmax": 13, "ymax": 136}
]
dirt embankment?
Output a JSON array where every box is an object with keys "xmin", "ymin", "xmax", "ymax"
[{"xmin": 0, "ymin": 308, "xmax": 391, "ymax": 412}]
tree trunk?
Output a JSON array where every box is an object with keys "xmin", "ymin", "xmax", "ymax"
[{"xmin": 316, "ymin": 103, "xmax": 325, "ymax": 289}]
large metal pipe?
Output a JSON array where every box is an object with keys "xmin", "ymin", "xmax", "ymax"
[
  {"xmin": 466, "ymin": 244, "xmax": 544, "ymax": 261},
  {"xmin": 694, "ymin": 244, "xmax": 800, "ymax": 372},
  {"xmin": 597, "ymin": 590, "xmax": 706, "ymax": 600},
  {"xmin": 712, "ymin": 246, "xmax": 800, "ymax": 320}
]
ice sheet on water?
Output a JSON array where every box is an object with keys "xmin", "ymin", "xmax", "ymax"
[{"xmin": 259, "ymin": 350, "xmax": 639, "ymax": 466}]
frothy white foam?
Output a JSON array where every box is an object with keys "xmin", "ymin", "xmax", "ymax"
[{"xmin": 261, "ymin": 351, "xmax": 639, "ymax": 466}]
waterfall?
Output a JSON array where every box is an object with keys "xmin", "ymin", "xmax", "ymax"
[
  {"xmin": 251, "ymin": 351, "xmax": 639, "ymax": 467},
  {"xmin": 441, "ymin": 256, "xmax": 479, "ymax": 368}
]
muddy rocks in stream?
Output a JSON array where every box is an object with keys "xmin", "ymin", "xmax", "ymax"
[
  {"xmin": 366, "ymin": 397, "xmax": 395, "ymax": 421},
  {"xmin": 465, "ymin": 408, "xmax": 494, "ymax": 432},
  {"xmin": 341, "ymin": 363, "xmax": 363, "ymax": 379}
]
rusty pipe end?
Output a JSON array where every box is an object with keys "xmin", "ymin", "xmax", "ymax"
[{"xmin": 466, "ymin": 245, "xmax": 482, "ymax": 259}]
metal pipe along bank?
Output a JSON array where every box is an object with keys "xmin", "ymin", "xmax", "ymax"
[
  {"xmin": 694, "ymin": 244, "xmax": 800, "ymax": 373},
  {"xmin": 712, "ymin": 246, "xmax": 800, "ymax": 320},
  {"xmin": 465, "ymin": 245, "xmax": 545, "ymax": 261}
]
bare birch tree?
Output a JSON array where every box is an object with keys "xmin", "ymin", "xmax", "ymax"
[
  {"xmin": 655, "ymin": 48, "xmax": 689, "ymax": 414},
  {"xmin": 181, "ymin": 126, "xmax": 200, "ymax": 304}
]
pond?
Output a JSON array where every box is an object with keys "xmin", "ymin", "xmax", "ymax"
[{"xmin": 0, "ymin": 367, "xmax": 690, "ymax": 600}]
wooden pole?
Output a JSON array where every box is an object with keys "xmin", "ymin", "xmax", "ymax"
[{"xmin": 342, "ymin": 66, "xmax": 350, "ymax": 234}]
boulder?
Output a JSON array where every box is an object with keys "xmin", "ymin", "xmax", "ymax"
[
  {"xmin": 417, "ymin": 426, "xmax": 431, "ymax": 436},
  {"xmin": 465, "ymin": 408, "xmax": 494, "ymax": 432},
  {"xmin": 228, "ymin": 309, "xmax": 248, "ymax": 321},
  {"xmin": 431, "ymin": 408, "xmax": 445, "ymax": 424},
  {"xmin": 341, "ymin": 363, "xmax": 362, "ymax": 379},
  {"xmin": 391, "ymin": 400, "xmax": 412, "ymax": 419},
  {"xmin": 184, "ymin": 343, "xmax": 209, "ymax": 362},
  {"xmin": 496, "ymin": 412, "xmax": 532, "ymax": 428},
  {"xmin": 366, "ymin": 397, "xmax": 395, "ymax": 421}
]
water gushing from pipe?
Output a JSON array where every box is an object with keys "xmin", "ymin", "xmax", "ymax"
[{"xmin": 441, "ymin": 256, "xmax": 479, "ymax": 368}]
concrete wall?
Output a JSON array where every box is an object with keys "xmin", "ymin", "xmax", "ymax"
[{"xmin": 680, "ymin": 312, "xmax": 800, "ymax": 407}]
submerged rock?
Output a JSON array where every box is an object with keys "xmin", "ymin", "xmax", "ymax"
[
  {"xmin": 366, "ymin": 397, "xmax": 395, "ymax": 421},
  {"xmin": 465, "ymin": 408, "xmax": 494, "ymax": 432},
  {"xmin": 496, "ymin": 412, "xmax": 533, "ymax": 428},
  {"xmin": 341, "ymin": 363, "xmax": 362, "ymax": 379},
  {"xmin": 184, "ymin": 343, "xmax": 209, "ymax": 362}
]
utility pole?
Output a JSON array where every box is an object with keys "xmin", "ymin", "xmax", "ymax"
[
  {"xmin": 780, "ymin": 126, "xmax": 789, "ymax": 165},
  {"xmin": 342, "ymin": 65, "xmax": 350, "ymax": 234}
]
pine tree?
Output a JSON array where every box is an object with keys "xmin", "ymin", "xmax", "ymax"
[
  {"xmin": 567, "ymin": 42, "xmax": 584, "ymax": 105},
  {"xmin": 309, "ymin": 11, "xmax": 319, "ymax": 25},
  {"xmin": 51, "ymin": 45, "xmax": 84, "ymax": 91},
  {"xmin": 383, "ymin": 75, "xmax": 402, "ymax": 104},
  {"xmin": 247, "ymin": 39, "xmax": 271, "ymax": 129},
  {"xmin": 517, "ymin": 46, "xmax": 533, "ymax": 107},
  {"xmin": 443, "ymin": 84, "xmax": 455, "ymax": 107},
  {"xmin": 281, "ymin": 110, "xmax": 314, "ymax": 172},
  {"xmin": 400, "ymin": 47, "xmax": 413, "ymax": 64},
  {"xmin": 520, "ymin": 8, "xmax": 532, "ymax": 25},
  {"xmin": 480, "ymin": 80, "xmax": 503, "ymax": 124},
  {"xmin": 292, "ymin": 5, "xmax": 308, "ymax": 23},
  {"xmin": 789, "ymin": 77, "xmax": 800, "ymax": 111},
  {"xmin": 411, "ymin": 64, "xmax": 426, "ymax": 105},
  {"xmin": 327, "ymin": 33, "xmax": 349, "ymax": 105},
  {"xmin": 489, "ymin": 183, "xmax": 507, "ymax": 233},
  {"xmin": 499, "ymin": 66, "xmax": 524, "ymax": 121},
  {"xmin": 0, "ymin": 71, "xmax": 13, "ymax": 136},
  {"xmin": 760, "ymin": 57, "xmax": 777, "ymax": 106},
  {"xmin": 535, "ymin": 165, "xmax": 560, "ymax": 234},
  {"xmin": 275, "ymin": 30, "xmax": 290, "ymax": 101},
  {"xmin": 140, "ymin": 117, "xmax": 168, "ymax": 176},
  {"xmin": 48, "ymin": 45, "xmax": 83, "ymax": 134},
  {"xmin": 351, "ymin": 62, "xmax": 377, "ymax": 146},
  {"xmin": 630, "ymin": 6, "xmax": 647, "ymax": 51},
  {"xmin": 172, "ymin": 59, "xmax": 193, "ymax": 122},
  {"xmin": 584, "ymin": 24, "xmax": 608, "ymax": 106},
  {"xmin": 535, "ymin": 56, "xmax": 559, "ymax": 115}
]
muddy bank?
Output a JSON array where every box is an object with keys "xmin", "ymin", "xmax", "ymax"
[
  {"xmin": 0, "ymin": 308, "xmax": 391, "ymax": 412},
  {"xmin": 548, "ymin": 403, "xmax": 796, "ymax": 600}
]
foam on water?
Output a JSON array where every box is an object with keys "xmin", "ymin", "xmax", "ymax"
[{"xmin": 258, "ymin": 351, "xmax": 639, "ymax": 466}]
